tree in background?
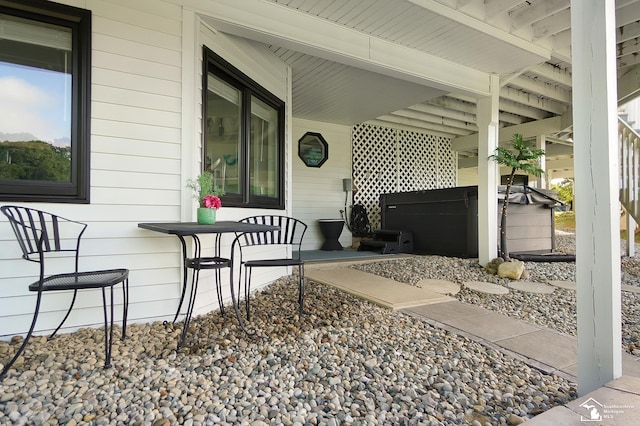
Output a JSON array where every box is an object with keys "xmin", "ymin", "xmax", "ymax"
[
  {"xmin": 490, "ymin": 134, "xmax": 545, "ymax": 261},
  {"xmin": 551, "ymin": 178, "xmax": 574, "ymax": 207},
  {"xmin": 0, "ymin": 140, "xmax": 71, "ymax": 182}
]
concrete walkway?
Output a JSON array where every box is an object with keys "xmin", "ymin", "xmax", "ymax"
[{"xmin": 306, "ymin": 264, "xmax": 640, "ymax": 424}]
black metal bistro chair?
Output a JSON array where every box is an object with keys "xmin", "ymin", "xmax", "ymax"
[
  {"xmin": 0, "ymin": 206, "xmax": 129, "ymax": 379},
  {"xmin": 232, "ymin": 215, "xmax": 307, "ymax": 320}
]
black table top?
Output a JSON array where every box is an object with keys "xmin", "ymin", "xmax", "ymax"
[{"xmin": 138, "ymin": 221, "xmax": 280, "ymax": 236}]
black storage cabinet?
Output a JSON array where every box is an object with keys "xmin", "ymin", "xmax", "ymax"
[{"xmin": 380, "ymin": 186, "xmax": 479, "ymax": 258}]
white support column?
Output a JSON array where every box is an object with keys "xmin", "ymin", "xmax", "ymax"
[
  {"xmin": 536, "ymin": 135, "xmax": 546, "ymax": 189},
  {"xmin": 546, "ymin": 170, "xmax": 553, "ymax": 190},
  {"xmin": 476, "ymin": 74, "xmax": 500, "ymax": 266},
  {"xmin": 627, "ymin": 211, "xmax": 636, "ymax": 257},
  {"xmin": 571, "ymin": 0, "xmax": 622, "ymax": 395},
  {"xmin": 181, "ymin": 9, "xmax": 199, "ymax": 222}
]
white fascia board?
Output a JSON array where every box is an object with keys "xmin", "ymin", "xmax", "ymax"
[
  {"xmin": 407, "ymin": 0, "xmax": 552, "ymax": 59},
  {"xmin": 451, "ymin": 116, "xmax": 563, "ymax": 150},
  {"xmin": 198, "ymin": 0, "xmax": 491, "ymax": 97}
]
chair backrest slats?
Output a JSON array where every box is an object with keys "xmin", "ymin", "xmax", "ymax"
[
  {"xmin": 238, "ymin": 215, "xmax": 307, "ymax": 252},
  {"xmin": 1, "ymin": 205, "xmax": 86, "ymax": 264}
]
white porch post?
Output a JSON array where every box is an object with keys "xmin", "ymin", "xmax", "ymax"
[
  {"xmin": 627, "ymin": 212, "xmax": 635, "ymax": 257},
  {"xmin": 571, "ymin": 0, "xmax": 622, "ymax": 395},
  {"xmin": 536, "ymin": 135, "xmax": 546, "ymax": 189},
  {"xmin": 476, "ymin": 74, "xmax": 500, "ymax": 266}
]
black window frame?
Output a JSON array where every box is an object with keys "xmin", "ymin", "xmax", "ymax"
[
  {"xmin": 202, "ymin": 46, "xmax": 285, "ymax": 209},
  {"xmin": 0, "ymin": 0, "xmax": 91, "ymax": 204}
]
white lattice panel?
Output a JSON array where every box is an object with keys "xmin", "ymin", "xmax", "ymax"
[
  {"xmin": 438, "ymin": 138, "xmax": 457, "ymax": 187},
  {"xmin": 351, "ymin": 124, "xmax": 456, "ymax": 231},
  {"xmin": 352, "ymin": 124, "xmax": 396, "ymax": 229},
  {"xmin": 398, "ymin": 131, "xmax": 438, "ymax": 191}
]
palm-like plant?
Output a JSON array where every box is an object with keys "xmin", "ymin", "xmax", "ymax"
[{"xmin": 490, "ymin": 133, "xmax": 545, "ymax": 261}]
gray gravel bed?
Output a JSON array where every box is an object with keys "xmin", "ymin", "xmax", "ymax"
[
  {"xmin": 0, "ymin": 277, "xmax": 577, "ymax": 425},
  {"xmin": 353, "ymin": 230, "xmax": 640, "ymax": 357}
]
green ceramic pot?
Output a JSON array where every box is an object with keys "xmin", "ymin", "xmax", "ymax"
[{"xmin": 197, "ymin": 207, "xmax": 216, "ymax": 224}]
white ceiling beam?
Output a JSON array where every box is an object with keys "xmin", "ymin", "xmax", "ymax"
[
  {"xmin": 485, "ymin": 0, "xmax": 525, "ymax": 19},
  {"xmin": 528, "ymin": 62, "xmax": 572, "ymax": 87},
  {"xmin": 456, "ymin": 152, "xmax": 575, "ymax": 170},
  {"xmin": 499, "ymin": 98, "xmax": 554, "ymax": 120},
  {"xmin": 616, "ymin": 1, "xmax": 640, "ymax": 27},
  {"xmin": 552, "ymin": 29, "xmax": 572, "ymax": 50},
  {"xmin": 545, "ymin": 144, "xmax": 574, "ymax": 156},
  {"xmin": 390, "ymin": 109, "xmax": 479, "ymax": 131},
  {"xmin": 617, "ymin": 21, "xmax": 640, "ymax": 44},
  {"xmin": 507, "ymin": 75, "xmax": 572, "ymax": 104},
  {"xmin": 509, "ymin": 1, "xmax": 569, "ymax": 31},
  {"xmin": 532, "ymin": 9, "xmax": 571, "ymax": 40},
  {"xmin": 500, "ymin": 86, "xmax": 567, "ymax": 115},
  {"xmin": 546, "ymin": 157, "xmax": 575, "ymax": 169},
  {"xmin": 408, "ymin": 103, "xmax": 477, "ymax": 123},
  {"xmin": 451, "ymin": 116, "xmax": 563, "ymax": 150},
  {"xmin": 378, "ymin": 113, "xmax": 475, "ymax": 136},
  {"xmin": 618, "ymin": 65, "xmax": 640, "ymax": 105},
  {"xmin": 366, "ymin": 119, "xmax": 462, "ymax": 139},
  {"xmin": 195, "ymin": 0, "xmax": 492, "ymax": 97},
  {"xmin": 617, "ymin": 39, "xmax": 640, "ymax": 58},
  {"xmin": 419, "ymin": 98, "xmax": 525, "ymax": 125},
  {"xmin": 406, "ymin": 0, "xmax": 551, "ymax": 59}
]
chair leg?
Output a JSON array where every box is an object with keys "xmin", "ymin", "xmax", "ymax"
[
  {"xmin": 245, "ymin": 267, "xmax": 252, "ymax": 320},
  {"xmin": 101, "ymin": 285, "xmax": 116, "ymax": 369},
  {"xmin": 122, "ymin": 278, "xmax": 129, "ymax": 340},
  {"xmin": 298, "ymin": 264, "xmax": 305, "ymax": 315},
  {"xmin": 49, "ymin": 290, "xmax": 79, "ymax": 340},
  {"xmin": 1, "ymin": 292, "xmax": 44, "ymax": 379}
]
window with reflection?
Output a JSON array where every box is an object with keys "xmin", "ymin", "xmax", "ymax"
[
  {"xmin": 0, "ymin": 1, "xmax": 91, "ymax": 203},
  {"xmin": 203, "ymin": 47, "xmax": 284, "ymax": 208}
]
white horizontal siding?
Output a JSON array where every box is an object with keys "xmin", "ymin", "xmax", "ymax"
[
  {"xmin": 0, "ymin": 0, "xmax": 187, "ymax": 339},
  {"xmin": 292, "ymin": 118, "xmax": 353, "ymax": 251},
  {"xmin": 0, "ymin": 0, "xmax": 297, "ymax": 342}
]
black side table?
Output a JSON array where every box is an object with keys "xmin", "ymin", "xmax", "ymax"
[{"xmin": 318, "ymin": 219, "xmax": 344, "ymax": 251}]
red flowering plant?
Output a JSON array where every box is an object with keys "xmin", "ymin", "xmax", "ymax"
[
  {"xmin": 202, "ymin": 194, "xmax": 221, "ymax": 209},
  {"xmin": 186, "ymin": 172, "xmax": 224, "ymax": 209}
]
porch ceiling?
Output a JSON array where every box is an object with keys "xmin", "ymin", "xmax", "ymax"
[{"xmin": 202, "ymin": 0, "xmax": 640, "ymax": 179}]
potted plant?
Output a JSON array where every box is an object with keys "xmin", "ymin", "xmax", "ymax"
[
  {"xmin": 490, "ymin": 133, "xmax": 545, "ymax": 261},
  {"xmin": 186, "ymin": 172, "xmax": 224, "ymax": 224}
]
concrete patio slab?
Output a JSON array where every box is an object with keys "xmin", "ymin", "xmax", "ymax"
[
  {"xmin": 444, "ymin": 311, "xmax": 541, "ymax": 342},
  {"xmin": 496, "ymin": 329, "xmax": 577, "ymax": 370},
  {"xmin": 463, "ymin": 281, "xmax": 509, "ymax": 294},
  {"xmin": 406, "ymin": 299, "xmax": 497, "ymax": 322},
  {"xmin": 305, "ymin": 267, "xmax": 454, "ymax": 310},
  {"xmin": 622, "ymin": 284, "xmax": 640, "ymax": 294},
  {"xmin": 558, "ymin": 360, "xmax": 640, "ymax": 380},
  {"xmin": 547, "ymin": 280, "xmax": 576, "ymax": 290},
  {"xmin": 507, "ymin": 281, "xmax": 555, "ymax": 294},
  {"xmin": 529, "ymin": 376, "xmax": 640, "ymax": 424}
]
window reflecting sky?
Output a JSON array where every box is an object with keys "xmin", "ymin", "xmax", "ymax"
[{"xmin": 0, "ymin": 62, "xmax": 71, "ymax": 146}]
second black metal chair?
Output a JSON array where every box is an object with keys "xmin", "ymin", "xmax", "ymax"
[
  {"xmin": 0, "ymin": 205, "xmax": 129, "ymax": 379},
  {"xmin": 232, "ymin": 215, "xmax": 307, "ymax": 320}
]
